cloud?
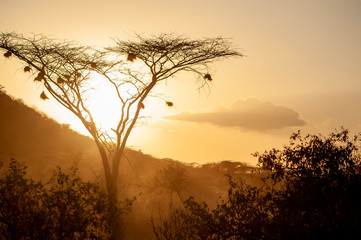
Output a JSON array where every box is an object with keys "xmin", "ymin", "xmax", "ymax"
[{"xmin": 164, "ymin": 99, "xmax": 306, "ymax": 131}]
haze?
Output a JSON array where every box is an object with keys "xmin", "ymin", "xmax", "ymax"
[{"xmin": 1, "ymin": 0, "xmax": 361, "ymax": 165}]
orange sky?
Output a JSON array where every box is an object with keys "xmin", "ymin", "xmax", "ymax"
[{"xmin": 1, "ymin": 0, "xmax": 361, "ymax": 165}]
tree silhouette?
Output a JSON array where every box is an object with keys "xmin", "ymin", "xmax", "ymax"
[
  {"xmin": 152, "ymin": 129, "xmax": 361, "ymax": 239},
  {"xmin": 0, "ymin": 32, "xmax": 241, "ymax": 239},
  {"xmin": 255, "ymin": 129, "xmax": 361, "ymax": 239},
  {"xmin": 151, "ymin": 162, "xmax": 189, "ymax": 203}
]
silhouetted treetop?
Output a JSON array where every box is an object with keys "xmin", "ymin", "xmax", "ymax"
[
  {"xmin": 109, "ymin": 33, "xmax": 242, "ymax": 81},
  {"xmin": 254, "ymin": 129, "xmax": 361, "ymax": 182},
  {"xmin": 153, "ymin": 129, "xmax": 361, "ymax": 240},
  {"xmin": 0, "ymin": 32, "xmax": 109, "ymax": 123},
  {"xmin": 0, "ymin": 32, "xmax": 107, "ymax": 72}
]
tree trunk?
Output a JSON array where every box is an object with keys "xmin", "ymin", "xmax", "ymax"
[
  {"xmin": 107, "ymin": 151, "xmax": 123, "ymax": 240},
  {"xmin": 109, "ymin": 182, "xmax": 121, "ymax": 240},
  {"xmin": 93, "ymin": 139, "xmax": 123, "ymax": 239}
]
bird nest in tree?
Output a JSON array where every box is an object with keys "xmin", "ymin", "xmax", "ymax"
[
  {"xmin": 166, "ymin": 101, "xmax": 174, "ymax": 107},
  {"xmin": 139, "ymin": 102, "xmax": 145, "ymax": 109},
  {"xmin": 40, "ymin": 91, "xmax": 48, "ymax": 100},
  {"xmin": 156, "ymin": 46, "xmax": 167, "ymax": 51},
  {"xmin": 3, "ymin": 51, "xmax": 12, "ymax": 58},
  {"xmin": 204, "ymin": 74, "xmax": 212, "ymax": 81},
  {"xmin": 90, "ymin": 62, "xmax": 97, "ymax": 68},
  {"xmin": 34, "ymin": 71, "xmax": 45, "ymax": 82},
  {"xmin": 127, "ymin": 53, "xmax": 136, "ymax": 62},
  {"xmin": 75, "ymin": 72, "xmax": 81, "ymax": 79},
  {"xmin": 57, "ymin": 77, "xmax": 66, "ymax": 84},
  {"xmin": 23, "ymin": 66, "xmax": 31, "ymax": 72}
]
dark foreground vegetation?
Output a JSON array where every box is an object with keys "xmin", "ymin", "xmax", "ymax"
[
  {"xmin": 1, "ymin": 91, "xmax": 361, "ymax": 239},
  {"xmin": 152, "ymin": 129, "xmax": 361, "ymax": 240},
  {"xmin": 0, "ymin": 158, "xmax": 131, "ymax": 239}
]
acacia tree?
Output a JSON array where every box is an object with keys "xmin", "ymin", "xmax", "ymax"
[
  {"xmin": 151, "ymin": 162, "xmax": 189, "ymax": 204},
  {"xmin": 0, "ymin": 32, "xmax": 241, "ymax": 239}
]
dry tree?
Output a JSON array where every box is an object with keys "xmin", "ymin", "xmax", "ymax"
[{"xmin": 1, "ymin": 31, "xmax": 241, "ymax": 240}]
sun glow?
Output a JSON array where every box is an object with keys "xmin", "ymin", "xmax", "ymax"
[
  {"xmin": 60, "ymin": 55, "xmax": 164, "ymax": 140},
  {"xmin": 84, "ymin": 76, "xmax": 125, "ymax": 134},
  {"xmin": 78, "ymin": 73, "xmax": 157, "ymax": 138}
]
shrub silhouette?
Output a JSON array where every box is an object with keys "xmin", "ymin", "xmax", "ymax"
[
  {"xmin": 0, "ymin": 158, "xmax": 132, "ymax": 240},
  {"xmin": 152, "ymin": 129, "xmax": 361, "ymax": 239}
]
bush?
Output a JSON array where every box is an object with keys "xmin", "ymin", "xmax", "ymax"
[
  {"xmin": 152, "ymin": 129, "xmax": 361, "ymax": 240},
  {"xmin": 0, "ymin": 158, "xmax": 112, "ymax": 239}
]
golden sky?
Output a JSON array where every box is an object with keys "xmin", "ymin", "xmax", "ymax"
[{"xmin": 1, "ymin": 0, "xmax": 361, "ymax": 165}]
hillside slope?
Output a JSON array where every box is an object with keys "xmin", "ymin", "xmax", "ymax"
[
  {"xmin": 0, "ymin": 89, "xmax": 100, "ymax": 177},
  {"xmin": 0, "ymin": 89, "xmax": 257, "ymax": 239}
]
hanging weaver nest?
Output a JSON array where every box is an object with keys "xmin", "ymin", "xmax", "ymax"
[
  {"xmin": 40, "ymin": 91, "xmax": 49, "ymax": 100},
  {"xmin": 34, "ymin": 71, "xmax": 45, "ymax": 82},
  {"xmin": 156, "ymin": 46, "xmax": 167, "ymax": 51},
  {"xmin": 166, "ymin": 101, "xmax": 174, "ymax": 107},
  {"xmin": 75, "ymin": 72, "xmax": 81, "ymax": 79},
  {"xmin": 23, "ymin": 66, "xmax": 31, "ymax": 72},
  {"xmin": 57, "ymin": 77, "xmax": 66, "ymax": 84},
  {"xmin": 127, "ymin": 53, "xmax": 137, "ymax": 62},
  {"xmin": 3, "ymin": 51, "xmax": 12, "ymax": 58},
  {"xmin": 139, "ymin": 102, "xmax": 145, "ymax": 109},
  {"xmin": 204, "ymin": 74, "xmax": 212, "ymax": 81},
  {"xmin": 90, "ymin": 62, "xmax": 97, "ymax": 68}
]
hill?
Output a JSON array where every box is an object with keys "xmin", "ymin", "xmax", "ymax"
[
  {"xmin": 0, "ymin": 89, "xmax": 98, "ymax": 179},
  {"xmin": 0, "ymin": 88, "xmax": 257, "ymax": 239}
]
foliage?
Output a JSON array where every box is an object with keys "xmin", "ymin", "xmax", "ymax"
[
  {"xmin": 152, "ymin": 129, "xmax": 361, "ymax": 240},
  {"xmin": 110, "ymin": 33, "xmax": 241, "ymax": 87},
  {"xmin": 0, "ymin": 158, "xmax": 131, "ymax": 240},
  {"xmin": 0, "ymin": 158, "xmax": 46, "ymax": 239},
  {"xmin": 150, "ymin": 197, "xmax": 211, "ymax": 240},
  {"xmin": 151, "ymin": 179, "xmax": 271, "ymax": 240},
  {"xmin": 256, "ymin": 129, "xmax": 361, "ymax": 239}
]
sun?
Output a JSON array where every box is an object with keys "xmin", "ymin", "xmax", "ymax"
[
  {"xmin": 59, "ymin": 71, "xmax": 169, "ymax": 140},
  {"xmin": 80, "ymin": 74, "xmax": 156, "ymax": 135},
  {"xmin": 84, "ymin": 76, "xmax": 124, "ymax": 133}
]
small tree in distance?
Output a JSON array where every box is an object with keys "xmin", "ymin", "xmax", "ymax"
[{"xmin": 0, "ymin": 32, "xmax": 241, "ymax": 239}]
